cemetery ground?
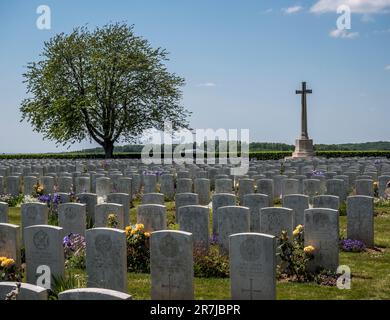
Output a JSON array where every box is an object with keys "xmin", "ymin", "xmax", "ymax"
[{"xmin": 7, "ymin": 198, "xmax": 390, "ymax": 300}]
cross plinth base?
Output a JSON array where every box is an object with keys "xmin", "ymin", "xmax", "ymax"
[{"xmin": 292, "ymin": 138, "xmax": 314, "ymax": 158}]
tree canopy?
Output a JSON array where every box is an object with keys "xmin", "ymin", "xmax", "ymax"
[{"xmin": 20, "ymin": 23, "xmax": 190, "ymax": 158}]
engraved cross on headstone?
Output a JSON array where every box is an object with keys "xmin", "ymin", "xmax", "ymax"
[
  {"xmin": 316, "ymin": 240, "xmax": 333, "ymax": 262},
  {"xmin": 241, "ymin": 278, "xmax": 262, "ymax": 300},
  {"xmin": 353, "ymin": 211, "xmax": 369, "ymax": 233},
  {"xmin": 296, "ymin": 82, "xmax": 312, "ymax": 139},
  {"xmin": 161, "ymin": 273, "xmax": 180, "ymax": 299}
]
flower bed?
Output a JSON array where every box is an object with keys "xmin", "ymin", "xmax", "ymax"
[
  {"xmin": 0, "ymin": 256, "xmax": 23, "ymax": 282},
  {"xmin": 340, "ymin": 239, "xmax": 366, "ymax": 252}
]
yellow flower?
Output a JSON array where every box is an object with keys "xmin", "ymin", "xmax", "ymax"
[
  {"xmin": 0, "ymin": 256, "xmax": 7, "ymax": 263},
  {"xmin": 108, "ymin": 213, "xmax": 116, "ymax": 220},
  {"xmin": 280, "ymin": 230, "xmax": 288, "ymax": 241},
  {"xmin": 131, "ymin": 229, "xmax": 137, "ymax": 235},
  {"xmin": 135, "ymin": 223, "xmax": 144, "ymax": 231},
  {"xmin": 304, "ymin": 245, "xmax": 315, "ymax": 254},
  {"xmin": 144, "ymin": 232, "xmax": 151, "ymax": 238},
  {"xmin": 293, "ymin": 225, "xmax": 303, "ymax": 236},
  {"xmin": 1, "ymin": 258, "xmax": 15, "ymax": 268}
]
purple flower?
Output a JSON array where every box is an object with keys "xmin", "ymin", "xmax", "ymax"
[
  {"xmin": 210, "ymin": 235, "xmax": 219, "ymax": 245},
  {"xmin": 63, "ymin": 233, "xmax": 86, "ymax": 258},
  {"xmin": 38, "ymin": 194, "xmax": 51, "ymax": 203},
  {"xmin": 63, "ymin": 235, "xmax": 72, "ymax": 247},
  {"xmin": 53, "ymin": 193, "xmax": 61, "ymax": 205},
  {"xmin": 312, "ymin": 170, "xmax": 325, "ymax": 177},
  {"xmin": 340, "ymin": 239, "xmax": 365, "ymax": 252},
  {"xmin": 143, "ymin": 170, "xmax": 161, "ymax": 176},
  {"xmin": 38, "ymin": 193, "xmax": 61, "ymax": 206}
]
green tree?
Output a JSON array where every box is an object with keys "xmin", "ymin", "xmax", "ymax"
[{"xmin": 20, "ymin": 23, "xmax": 190, "ymax": 158}]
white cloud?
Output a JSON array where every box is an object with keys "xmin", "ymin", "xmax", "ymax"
[
  {"xmin": 261, "ymin": 8, "xmax": 273, "ymax": 14},
  {"xmin": 329, "ymin": 28, "xmax": 360, "ymax": 38},
  {"xmin": 361, "ymin": 13, "xmax": 375, "ymax": 22},
  {"xmin": 197, "ymin": 82, "xmax": 216, "ymax": 87},
  {"xmin": 374, "ymin": 28, "xmax": 390, "ymax": 34},
  {"xmin": 385, "ymin": 65, "xmax": 390, "ymax": 71},
  {"xmin": 311, "ymin": 0, "xmax": 390, "ymax": 14},
  {"xmin": 282, "ymin": 6, "xmax": 303, "ymax": 14}
]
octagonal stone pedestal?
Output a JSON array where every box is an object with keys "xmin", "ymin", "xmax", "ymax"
[{"xmin": 292, "ymin": 138, "xmax": 314, "ymax": 158}]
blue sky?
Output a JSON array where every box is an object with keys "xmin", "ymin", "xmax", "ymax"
[{"xmin": 0, "ymin": 0, "xmax": 389, "ymax": 153}]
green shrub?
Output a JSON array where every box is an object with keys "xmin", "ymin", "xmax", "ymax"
[
  {"xmin": 315, "ymin": 150, "xmax": 390, "ymax": 158},
  {"xmin": 66, "ymin": 251, "xmax": 86, "ymax": 270},
  {"xmin": 126, "ymin": 224, "xmax": 150, "ymax": 273},
  {"xmin": 339, "ymin": 201, "xmax": 347, "ymax": 216},
  {"xmin": 277, "ymin": 226, "xmax": 339, "ymax": 285},
  {"xmin": 194, "ymin": 245, "xmax": 229, "ymax": 278},
  {"xmin": 250, "ymin": 151, "xmax": 291, "ymax": 160},
  {"xmin": 64, "ymin": 234, "xmax": 86, "ymax": 270},
  {"xmin": 49, "ymin": 273, "xmax": 83, "ymax": 300},
  {"xmin": 273, "ymin": 198, "xmax": 282, "ymax": 206},
  {"xmin": 0, "ymin": 194, "xmax": 24, "ymax": 207},
  {"xmin": 0, "ymin": 152, "xmax": 141, "ymax": 160},
  {"xmin": 278, "ymin": 227, "xmax": 314, "ymax": 282}
]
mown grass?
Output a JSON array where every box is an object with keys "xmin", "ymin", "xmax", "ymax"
[{"xmin": 7, "ymin": 201, "xmax": 390, "ymax": 299}]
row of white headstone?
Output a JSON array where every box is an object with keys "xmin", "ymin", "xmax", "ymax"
[
  {"xmin": 0, "ymin": 196, "xmax": 374, "ymax": 300},
  {"xmin": 1, "ymin": 170, "xmax": 389, "ymax": 199},
  {"xmin": 0, "ymin": 189, "xmax": 375, "ymax": 249},
  {"xmin": 0, "ymin": 157, "xmax": 387, "ymax": 300}
]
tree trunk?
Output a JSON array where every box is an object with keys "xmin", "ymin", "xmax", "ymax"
[{"xmin": 103, "ymin": 140, "xmax": 114, "ymax": 159}]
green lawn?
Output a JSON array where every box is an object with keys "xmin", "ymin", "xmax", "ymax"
[{"xmin": 7, "ymin": 201, "xmax": 390, "ymax": 300}]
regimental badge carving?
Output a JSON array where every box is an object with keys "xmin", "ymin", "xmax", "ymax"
[
  {"xmin": 33, "ymin": 230, "xmax": 49, "ymax": 250},
  {"xmin": 159, "ymin": 234, "xmax": 179, "ymax": 258},
  {"xmin": 95, "ymin": 234, "xmax": 112, "ymax": 253},
  {"xmin": 240, "ymin": 238, "xmax": 261, "ymax": 262},
  {"xmin": 313, "ymin": 214, "xmax": 328, "ymax": 231},
  {"xmin": 27, "ymin": 206, "xmax": 37, "ymax": 220},
  {"xmin": 266, "ymin": 213, "xmax": 281, "ymax": 229},
  {"xmin": 64, "ymin": 207, "xmax": 76, "ymax": 220}
]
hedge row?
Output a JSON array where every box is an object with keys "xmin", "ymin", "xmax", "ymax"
[
  {"xmin": 0, "ymin": 153, "xmax": 141, "ymax": 160},
  {"xmin": 315, "ymin": 151, "xmax": 390, "ymax": 158},
  {"xmin": 251, "ymin": 150, "xmax": 390, "ymax": 160},
  {"xmin": 1, "ymin": 150, "xmax": 390, "ymax": 160}
]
